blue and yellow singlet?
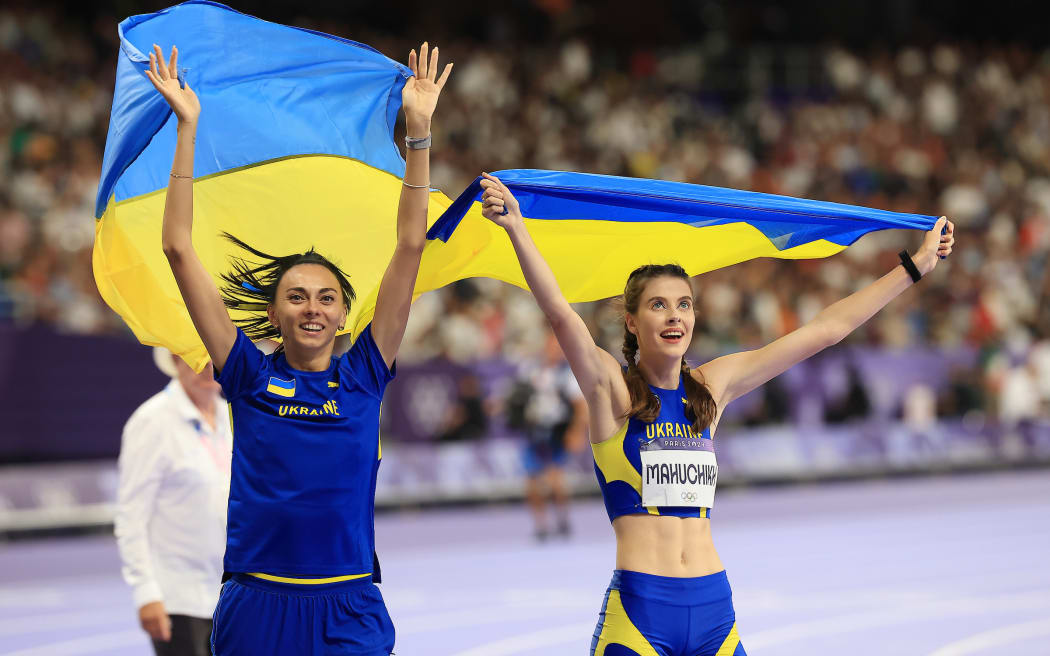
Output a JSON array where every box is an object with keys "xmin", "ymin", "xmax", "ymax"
[{"xmin": 592, "ymin": 376, "xmax": 715, "ymax": 521}]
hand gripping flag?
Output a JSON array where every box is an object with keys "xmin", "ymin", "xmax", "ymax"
[
  {"xmin": 410, "ymin": 169, "xmax": 939, "ymax": 302},
  {"xmin": 93, "ymin": 1, "xmax": 453, "ymax": 370}
]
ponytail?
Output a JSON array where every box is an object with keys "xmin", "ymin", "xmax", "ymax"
[{"xmin": 621, "ymin": 325, "xmax": 661, "ymax": 423}]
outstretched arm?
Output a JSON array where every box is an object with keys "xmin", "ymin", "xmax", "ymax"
[
  {"xmin": 146, "ymin": 45, "xmax": 237, "ymax": 372},
  {"xmin": 480, "ymin": 174, "xmax": 621, "ymax": 404},
  {"xmin": 700, "ymin": 217, "xmax": 956, "ymax": 407},
  {"xmin": 371, "ymin": 43, "xmax": 453, "ymax": 368}
]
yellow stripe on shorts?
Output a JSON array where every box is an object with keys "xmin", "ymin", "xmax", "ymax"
[
  {"xmin": 715, "ymin": 621, "xmax": 741, "ymax": 656},
  {"xmin": 246, "ymin": 572, "xmax": 370, "ymax": 585},
  {"xmin": 592, "ymin": 590, "xmax": 660, "ymax": 656}
]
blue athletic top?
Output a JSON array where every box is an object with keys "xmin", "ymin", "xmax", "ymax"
[
  {"xmin": 215, "ymin": 325, "xmax": 393, "ymax": 577},
  {"xmin": 591, "ymin": 377, "xmax": 713, "ymax": 521}
]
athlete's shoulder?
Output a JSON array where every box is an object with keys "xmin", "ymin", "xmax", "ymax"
[
  {"xmin": 692, "ymin": 359, "xmax": 729, "ymax": 401},
  {"xmin": 336, "ymin": 323, "xmax": 394, "ymax": 399}
]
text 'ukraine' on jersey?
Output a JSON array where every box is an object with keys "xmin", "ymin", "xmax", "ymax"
[
  {"xmin": 216, "ymin": 325, "xmax": 393, "ymax": 577},
  {"xmin": 591, "ymin": 376, "xmax": 717, "ymax": 521}
]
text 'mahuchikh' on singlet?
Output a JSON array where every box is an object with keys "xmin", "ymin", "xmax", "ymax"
[
  {"xmin": 216, "ymin": 324, "xmax": 393, "ymax": 577},
  {"xmin": 592, "ymin": 376, "xmax": 717, "ymax": 521}
]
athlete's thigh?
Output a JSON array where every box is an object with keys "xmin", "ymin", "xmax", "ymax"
[
  {"xmin": 322, "ymin": 582, "xmax": 395, "ymax": 654},
  {"xmin": 591, "ymin": 588, "xmax": 680, "ymax": 656},
  {"xmin": 688, "ymin": 607, "xmax": 745, "ymax": 656},
  {"xmin": 212, "ymin": 579, "xmax": 320, "ymax": 655}
]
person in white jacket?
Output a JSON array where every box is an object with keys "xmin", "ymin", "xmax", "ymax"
[{"xmin": 114, "ymin": 347, "xmax": 231, "ymax": 656}]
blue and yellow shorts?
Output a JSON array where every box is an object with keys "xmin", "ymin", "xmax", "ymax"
[
  {"xmin": 591, "ymin": 569, "xmax": 745, "ymax": 656},
  {"xmin": 211, "ymin": 574, "xmax": 394, "ymax": 656}
]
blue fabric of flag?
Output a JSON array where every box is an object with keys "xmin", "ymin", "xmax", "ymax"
[
  {"xmin": 92, "ymin": 0, "xmax": 452, "ymax": 372},
  {"xmin": 96, "ymin": 0, "xmax": 411, "ymax": 218},
  {"xmin": 428, "ymin": 169, "xmax": 938, "ymax": 250}
]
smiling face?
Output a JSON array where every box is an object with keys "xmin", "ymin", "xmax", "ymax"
[
  {"xmin": 625, "ymin": 275, "xmax": 695, "ymax": 362},
  {"xmin": 266, "ymin": 263, "xmax": 347, "ymax": 352}
]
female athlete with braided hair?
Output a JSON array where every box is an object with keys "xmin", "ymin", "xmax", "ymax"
[{"xmin": 478, "ymin": 172, "xmax": 954, "ymax": 656}]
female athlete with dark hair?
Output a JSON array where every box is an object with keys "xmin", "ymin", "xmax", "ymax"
[
  {"xmin": 145, "ymin": 42, "xmax": 451, "ymax": 655},
  {"xmin": 478, "ymin": 172, "xmax": 954, "ymax": 656}
]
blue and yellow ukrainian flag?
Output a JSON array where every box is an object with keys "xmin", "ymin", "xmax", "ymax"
[
  {"xmin": 265, "ymin": 377, "xmax": 295, "ymax": 399},
  {"xmin": 95, "ymin": 3, "xmax": 938, "ymax": 372},
  {"xmin": 93, "ymin": 1, "xmax": 452, "ymax": 371},
  {"xmin": 405, "ymin": 169, "xmax": 939, "ymax": 305}
]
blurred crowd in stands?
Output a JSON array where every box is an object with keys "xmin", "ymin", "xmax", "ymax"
[{"xmin": 2, "ymin": 5, "xmax": 1049, "ymax": 434}]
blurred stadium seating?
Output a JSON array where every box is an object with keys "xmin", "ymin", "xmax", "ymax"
[{"xmin": 1, "ymin": 1, "xmax": 1049, "ymax": 533}]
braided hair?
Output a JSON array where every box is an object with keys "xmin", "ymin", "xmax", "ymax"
[
  {"xmin": 621, "ymin": 263, "xmax": 716, "ymax": 434},
  {"xmin": 218, "ymin": 233, "xmax": 355, "ymax": 341}
]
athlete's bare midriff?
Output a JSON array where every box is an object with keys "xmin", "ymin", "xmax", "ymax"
[{"xmin": 612, "ymin": 514, "xmax": 725, "ymax": 577}]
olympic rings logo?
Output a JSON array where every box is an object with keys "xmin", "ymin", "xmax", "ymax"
[{"xmin": 681, "ymin": 491, "xmax": 698, "ymax": 502}]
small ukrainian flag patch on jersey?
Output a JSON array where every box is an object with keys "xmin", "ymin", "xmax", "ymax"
[{"xmin": 266, "ymin": 376, "xmax": 296, "ymax": 398}]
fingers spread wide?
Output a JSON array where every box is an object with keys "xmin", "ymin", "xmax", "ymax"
[
  {"xmin": 429, "ymin": 46, "xmax": 439, "ymax": 82},
  {"xmin": 153, "ymin": 44, "xmax": 169, "ymax": 78},
  {"xmin": 418, "ymin": 42, "xmax": 429, "ymax": 79},
  {"xmin": 437, "ymin": 62, "xmax": 453, "ymax": 87}
]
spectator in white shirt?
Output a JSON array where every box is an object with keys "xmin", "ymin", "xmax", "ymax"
[{"xmin": 114, "ymin": 347, "xmax": 231, "ymax": 656}]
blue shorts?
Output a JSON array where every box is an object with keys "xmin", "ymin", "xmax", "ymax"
[
  {"xmin": 211, "ymin": 574, "xmax": 395, "ymax": 656},
  {"xmin": 523, "ymin": 442, "xmax": 568, "ymax": 476},
  {"xmin": 591, "ymin": 570, "xmax": 745, "ymax": 656}
]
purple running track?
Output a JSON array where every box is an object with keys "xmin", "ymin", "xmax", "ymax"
[{"xmin": 1, "ymin": 471, "xmax": 1049, "ymax": 655}]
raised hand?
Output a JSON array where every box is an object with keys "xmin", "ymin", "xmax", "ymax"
[
  {"xmin": 402, "ymin": 42, "xmax": 453, "ymax": 136},
  {"xmin": 480, "ymin": 172, "xmax": 522, "ymax": 229},
  {"xmin": 914, "ymin": 216, "xmax": 956, "ymax": 275},
  {"xmin": 144, "ymin": 44, "xmax": 200, "ymax": 125}
]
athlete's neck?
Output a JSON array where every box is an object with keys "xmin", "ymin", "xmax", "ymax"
[
  {"xmin": 282, "ymin": 344, "xmax": 334, "ymax": 372},
  {"xmin": 636, "ymin": 355, "xmax": 681, "ymax": 390}
]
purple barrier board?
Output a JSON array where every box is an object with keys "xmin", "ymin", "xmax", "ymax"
[
  {"xmin": 0, "ymin": 322, "xmax": 978, "ymax": 460},
  {"xmin": 0, "ymin": 323, "xmax": 167, "ymax": 463}
]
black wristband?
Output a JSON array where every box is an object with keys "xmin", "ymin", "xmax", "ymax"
[{"xmin": 898, "ymin": 250, "xmax": 922, "ymax": 283}]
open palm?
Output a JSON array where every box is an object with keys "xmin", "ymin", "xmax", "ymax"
[
  {"xmin": 402, "ymin": 42, "xmax": 452, "ymax": 125},
  {"xmin": 144, "ymin": 44, "xmax": 200, "ymax": 124}
]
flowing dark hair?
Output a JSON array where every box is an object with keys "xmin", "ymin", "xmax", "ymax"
[
  {"xmin": 621, "ymin": 263, "xmax": 716, "ymax": 434},
  {"xmin": 218, "ymin": 233, "xmax": 355, "ymax": 341}
]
